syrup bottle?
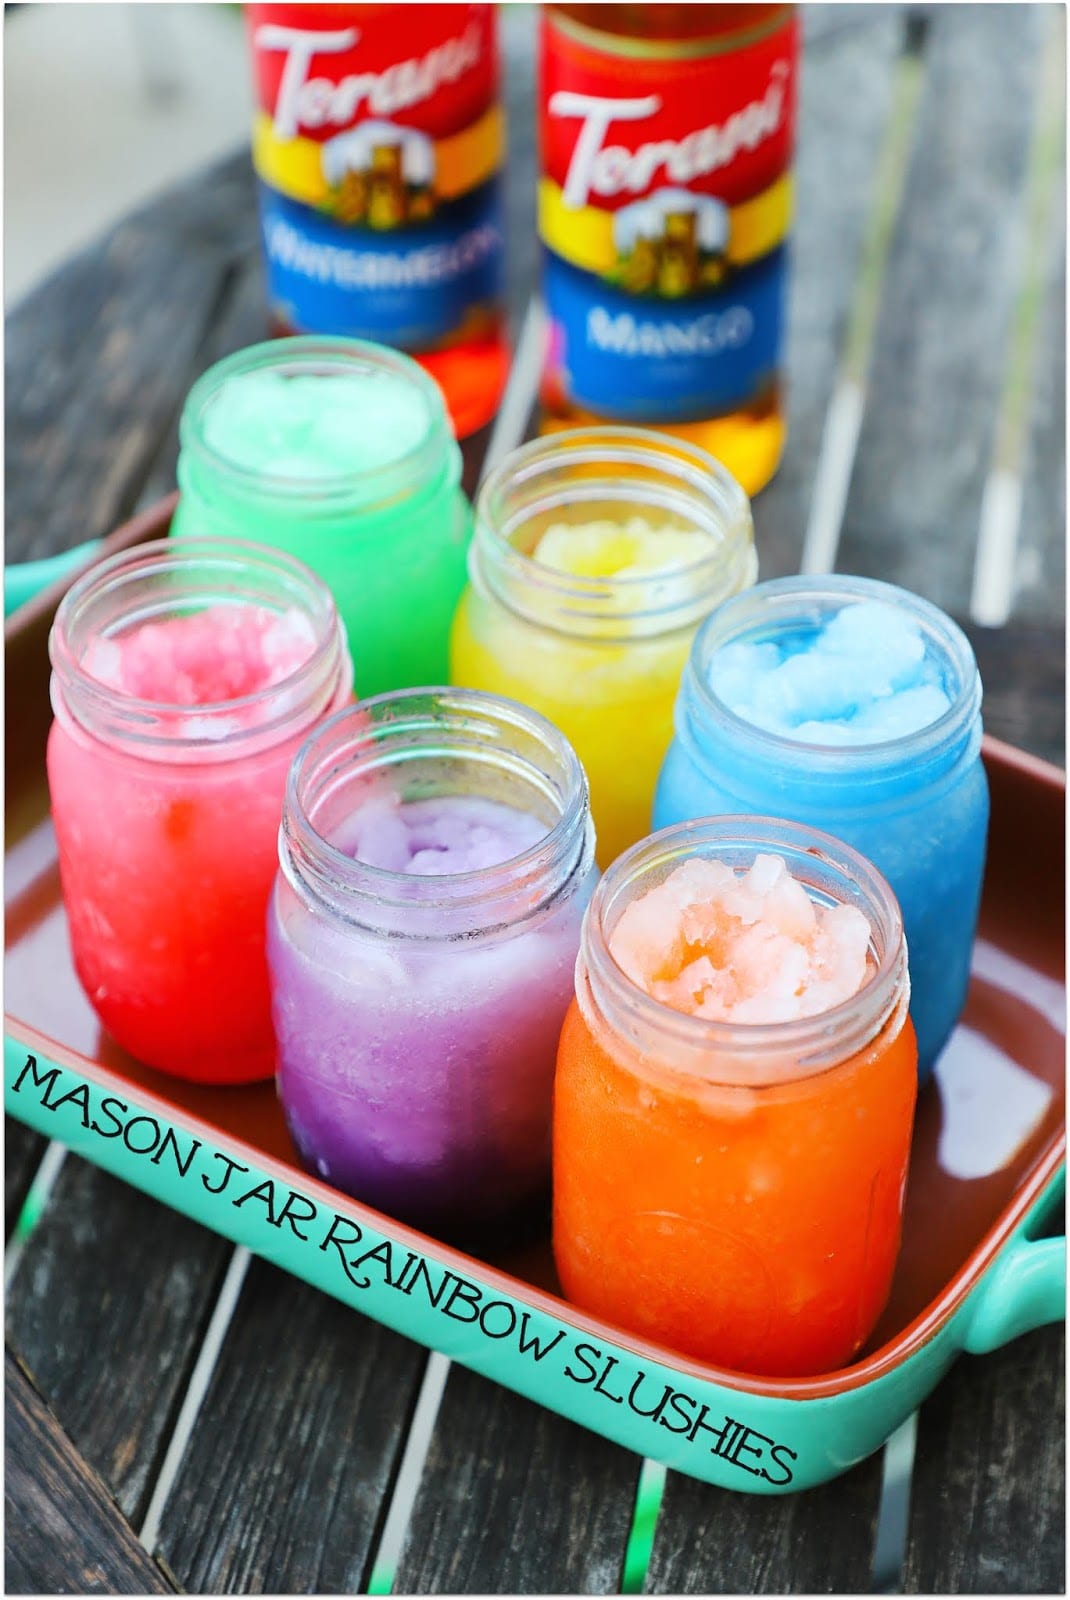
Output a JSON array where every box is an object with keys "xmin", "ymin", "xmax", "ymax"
[
  {"xmin": 539, "ymin": 4, "xmax": 799, "ymax": 493},
  {"xmin": 247, "ymin": 3, "xmax": 509, "ymax": 438}
]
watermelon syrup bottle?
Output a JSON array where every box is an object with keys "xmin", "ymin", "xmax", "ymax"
[
  {"xmin": 539, "ymin": 5, "xmax": 798, "ymax": 494},
  {"xmin": 247, "ymin": 4, "xmax": 508, "ymax": 438}
]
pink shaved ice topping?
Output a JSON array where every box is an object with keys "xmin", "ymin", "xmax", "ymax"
[
  {"xmin": 610, "ymin": 853, "xmax": 873, "ymax": 1024},
  {"xmin": 83, "ymin": 604, "xmax": 317, "ymax": 704}
]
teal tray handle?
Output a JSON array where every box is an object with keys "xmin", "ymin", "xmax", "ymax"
[
  {"xmin": 5, "ymin": 539, "xmax": 104, "ymax": 617},
  {"xmin": 963, "ymin": 1174, "xmax": 1066, "ymax": 1355}
]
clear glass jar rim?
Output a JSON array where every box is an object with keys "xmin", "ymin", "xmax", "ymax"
[
  {"xmin": 685, "ymin": 573, "xmax": 982, "ymax": 767},
  {"xmin": 581, "ymin": 814, "xmax": 907, "ymax": 1066},
  {"xmin": 49, "ymin": 535, "xmax": 349, "ymax": 751},
  {"xmin": 283, "ymin": 686, "xmax": 593, "ymax": 921},
  {"xmin": 179, "ymin": 335, "xmax": 453, "ymax": 504},
  {"xmin": 475, "ymin": 424, "xmax": 753, "ymax": 599},
  {"xmin": 471, "ymin": 425, "xmax": 756, "ymax": 637}
]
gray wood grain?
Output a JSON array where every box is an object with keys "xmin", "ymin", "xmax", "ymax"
[
  {"xmin": 4, "ymin": 152, "xmax": 256, "ymax": 563},
  {"xmin": 394, "ymin": 1362, "xmax": 641, "ymax": 1594},
  {"xmin": 1015, "ymin": 185, "xmax": 1066, "ymax": 622},
  {"xmin": 4, "ymin": 1120, "xmax": 45, "ymax": 1242},
  {"xmin": 806, "ymin": 5, "xmax": 897, "ymax": 45},
  {"xmin": 5, "ymin": 1351, "xmax": 177, "ymax": 1596},
  {"xmin": 753, "ymin": 5, "xmax": 904, "ymax": 578},
  {"xmin": 965, "ymin": 618, "xmax": 1065, "ymax": 767},
  {"xmin": 837, "ymin": 5, "xmax": 1047, "ymax": 608},
  {"xmin": 903, "ymin": 1326, "xmax": 1066, "ymax": 1594},
  {"xmin": 134, "ymin": 249, "xmax": 270, "ymax": 512},
  {"xmin": 5, "ymin": 1156, "xmax": 230, "ymax": 1524},
  {"xmin": 645, "ymin": 1455, "xmax": 883, "ymax": 1594},
  {"xmin": 152, "ymin": 1257, "xmax": 427, "ymax": 1595},
  {"xmin": 500, "ymin": 2, "xmax": 538, "ymax": 332}
]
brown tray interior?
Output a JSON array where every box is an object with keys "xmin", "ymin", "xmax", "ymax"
[{"xmin": 5, "ymin": 507, "xmax": 1066, "ymax": 1384}]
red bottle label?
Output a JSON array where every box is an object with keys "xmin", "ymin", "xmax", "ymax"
[{"xmin": 251, "ymin": 5, "xmax": 498, "ymax": 148}]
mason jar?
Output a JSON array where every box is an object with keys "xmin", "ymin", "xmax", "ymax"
[
  {"xmin": 47, "ymin": 537, "xmax": 352, "ymax": 1083},
  {"xmin": 450, "ymin": 426, "xmax": 757, "ymax": 868},
  {"xmin": 172, "ymin": 336, "xmax": 472, "ymax": 695},
  {"xmin": 653, "ymin": 575, "xmax": 988, "ymax": 1077},
  {"xmin": 554, "ymin": 816, "xmax": 917, "ymax": 1378},
  {"xmin": 269, "ymin": 687, "xmax": 597, "ymax": 1243}
]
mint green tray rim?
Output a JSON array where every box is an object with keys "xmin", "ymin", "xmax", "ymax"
[
  {"xmin": 5, "ymin": 540, "xmax": 104, "ymax": 618},
  {"xmin": 5, "ymin": 1028, "xmax": 1064, "ymax": 1495}
]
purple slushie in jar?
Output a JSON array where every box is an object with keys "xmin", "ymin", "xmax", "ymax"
[{"xmin": 268, "ymin": 687, "xmax": 596, "ymax": 1244}]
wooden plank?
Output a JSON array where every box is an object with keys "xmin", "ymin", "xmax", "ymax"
[
  {"xmin": 500, "ymin": 3, "xmax": 538, "ymax": 332},
  {"xmin": 751, "ymin": 5, "xmax": 904, "ymax": 578},
  {"xmin": 4, "ymin": 1156, "xmax": 230, "ymax": 1525},
  {"xmin": 4, "ymin": 151, "xmax": 256, "ymax": 562},
  {"xmin": 5, "ymin": 1350, "xmax": 176, "ymax": 1596},
  {"xmin": 134, "ymin": 251, "xmax": 271, "ymax": 511},
  {"xmin": 4, "ymin": 1120, "xmax": 45, "ymax": 1242},
  {"xmin": 645, "ymin": 1455, "xmax": 883, "ymax": 1594},
  {"xmin": 153, "ymin": 1258, "xmax": 426, "ymax": 1595},
  {"xmin": 837, "ymin": 5, "xmax": 1046, "ymax": 609},
  {"xmin": 806, "ymin": 5, "xmax": 893, "ymax": 44},
  {"xmin": 1014, "ymin": 192, "xmax": 1066, "ymax": 623},
  {"xmin": 394, "ymin": 1363, "xmax": 641, "ymax": 1594},
  {"xmin": 964, "ymin": 618, "xmax": 1064, "ymax": 767},
  {"xmin": 903, "ymin": 1326, "xmax": 1065, "ymax": 1594}
]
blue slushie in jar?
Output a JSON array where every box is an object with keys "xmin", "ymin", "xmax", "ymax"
[{"xmin": 653, "ymin": 575, "xmax": 988, "ymax": 1076}]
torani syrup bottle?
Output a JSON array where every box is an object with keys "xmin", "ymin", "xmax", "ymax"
[
  {"xmin": 539, "ymin": 4, "xmax": 798, "ymax": 493},
  {"xmin": 247, "ymin": 4, "xmax": 508, "ymax": 437}
]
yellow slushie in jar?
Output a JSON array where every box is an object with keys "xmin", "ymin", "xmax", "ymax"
[{"xmin": 450, "ymin": 428, "xmax": 756, "ymax": 866}]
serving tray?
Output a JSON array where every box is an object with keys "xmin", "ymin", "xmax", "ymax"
[{"xmin": 5, "ymin": 502, "xmax": 1065, "ymax": 1494}]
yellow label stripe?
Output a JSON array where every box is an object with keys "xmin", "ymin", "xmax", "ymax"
[
  {"xmin": 253, "ymin": 104, "xmax": 505, "ymax": 209},
  {"xmin": 538, "ymin": 171, "xmax": 793, "ymax": 276}
]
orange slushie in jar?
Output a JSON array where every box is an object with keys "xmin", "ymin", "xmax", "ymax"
[{"xmin": 553, "ymin": 817, "xmax": 918, "ymax": 1378}]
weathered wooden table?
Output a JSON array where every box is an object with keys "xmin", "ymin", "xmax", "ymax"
[{"xmin": 5, "ymin": 6, "xmax": 1065, "ymax": 1593}]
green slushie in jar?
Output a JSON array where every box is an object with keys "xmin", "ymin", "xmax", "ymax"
[{"xmin": 172, "ymin": 337, "xmax": 472, "ymax": 695}]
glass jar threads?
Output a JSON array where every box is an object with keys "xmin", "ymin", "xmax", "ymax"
[
  {"xmin": 450, "ymin": 426, "xmax": 757, "ymax": 868},
  {"xmin": 46, "ymin": 537, "xmax": 352, "ymax": 1084},
  {"xmin": 269, "ymin": 687, "xmax": 596, "ymax": 1243},
  {"xmin": 653, "ymin": 575, "xmax": 988, "ymax": 1076},
  {"xmin": 553, "ymin": 816, "xmax": 918, "ymax": 1377},
  {"xmin": 172, "ymin": 336, "xmax": 472, "ymax": 695}
]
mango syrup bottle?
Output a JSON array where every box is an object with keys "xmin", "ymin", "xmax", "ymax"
[
  {"xmin": 538, "ymin": 5, "xmax": 798, "ymax": 494},
  {"xmin": 247, "ymin": 4, "xmax": 509, "ymax": 438}
]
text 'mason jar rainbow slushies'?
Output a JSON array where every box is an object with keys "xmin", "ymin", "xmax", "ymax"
[
  {"xmin": 268, "ymin": 687, "xmax": 596, "ymax": 1244},
  {"xmin": 172, "ymin": 336, "xmax": 472, "ymax": 696},
  {"xmin": 247, "ymin": 3, "xmax": 508, "ymax": 437},
  {"xmin": 46, "ymin": 538, "xmax": 352, "ymax": 1084},
  {"xmin": 654, "ymin": 576, "xmax": 988, "ymax": 1076},
  {"xmin": 554, "ymin": 817, "xmax": 918, "ymax": 1378},
  {"xmin": 539, "ymin": 4, "xmax": 798, "ymax": 494},
  {"xmin": 449, "ymin": 426, "xmax": 757, "ymax": 868}
]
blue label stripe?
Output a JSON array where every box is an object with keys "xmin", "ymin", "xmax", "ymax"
[
  {"xmin": 544, "ymin": 247, "xmax": 788, "ymax": 423},
  {"xmin": 259, "ymin": 179, "xmax": 505, "ymax": 348}
]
